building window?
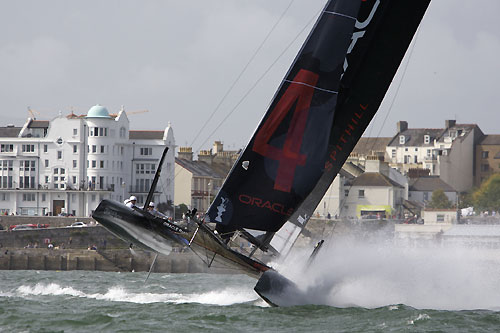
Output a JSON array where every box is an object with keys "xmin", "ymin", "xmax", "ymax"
[
  {"xmin": 92, "ymin": 145, "xmax": 96, "ymax": 153},
  {"xmin": 120, "ymin": 127, "xmax": 126, "ymax": 138},
  {"xmin": 358, "ymin": 190, "xmax": 365, "ymax": 198},
  {"xmin": 481, "ymin": 164, "xmax": 490, "ymax": 172},
  {"xmin": 423, "ymin": 192, "xmax": 429, "ymax": 201},
  {"xmin": 57, "ymin": 151, "xmax": 62, "ymax": 159},
  {"xmin": 73, "ymin": 128, "xmax": 78, "ymax": 136},
  {"xmin": 140, "ymin": 147, "xmax": 152, "ymax": 156},
  {"xmin": 399, "ymin": 135, "xmax": 405, "ymax": 144},
  {"xmin": 73, "ymin": 176, "xmax": 77, "ymax": 184},
  {"xmin": 344, "ymin": 189, "xmax": 349, "ymax": 197},
  {"xmin": 42, "ymin": 193, "xmax": 46, "ymax": 201},
  {"xmin": 427, "ymin": 149, "xmax": 431, "ymax": 157},
  {"xmin": 100, "ymin": 145, "xmax": 105, "ymax": 153},
  {"xmin": 92, "ymin": 160, "xmax": 96, "ymax": 168},
  {"xmin": 414, "ymin": 148, "xmax": 418, "ymax": 152},
  {"xmin": 482, "ymin": 151, "xmax": 489, "ymax": 158},
  {"xmin": 73, "ymin": 145, "xmax": 77, "ymax": 153},
  {"xmin": 1, "ymin": 144, "xmax": 14, "ymax": 152},
  {"xmin": 45, "ymin": 176, "xmax": 49, "ymax": 183},
  {"xmin": 437, "ymin": 214, "xmax": 445, "ymax": 222},
  {"xmin": 414, "ymin": 155, "xmax": 418, "ymax": 163},
  {"xmin": 54, "ymin": 168, "xmax": 58, "ymax": 174},
  {"xmin": 22, "ymin": 144, "xmax": 35, "ymax": 152},
  {"xmin": 0, "ymin": 176, "xmax": 13, "ymax": 189},
  {"xmin": 43, "ymin": 144, "xmax": 48, "ymax": 153},
  {"xmin": 45, "ymin": 159, "xmax": 49, "ymax": 168},
  {"xmin": 22, "ymin": 193, "xmax": 35, "ymax": 201},
  {"xmin": 100, "ymin": 160, "xmax": 104, "ymax": 168},
  {"xmin": 73, "ymin": 160, "xmax": 77, "ymax": 168},
  {"xmin": 60, "ymin": 168, "xmax": 65, "ymax": 174},
  {"xmin": 424, "ymin": 135, "xmax": 430, "ymax": 144}
]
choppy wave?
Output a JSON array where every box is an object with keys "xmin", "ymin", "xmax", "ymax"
[{"xmin": 13, "ymin": 283, "xmax": 258, "ymax": 306}]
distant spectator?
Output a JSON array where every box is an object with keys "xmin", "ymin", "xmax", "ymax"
[{"xmin": 48, "ymin": 243, "xmax": 54, "ymax": 250}]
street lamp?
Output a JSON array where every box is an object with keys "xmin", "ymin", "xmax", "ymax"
[
  {"xmin": 207, "ymin": 182, "xmax": 211, "ymax": 213},
  {"xmin": 121, "ymin": 182, "xmax": 126, "ymax": 202}
]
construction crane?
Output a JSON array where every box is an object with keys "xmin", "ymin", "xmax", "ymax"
[
  {"xmin": 127, "ymin": 110, "xmax": 149, "ymax": 115},
  {"xmin": 27, "ymin": 106, "xmax": 40, "ymax": 120},
  {"xmin": 110, "ymin": 107, "xmax": 149, "ymax": 118}
]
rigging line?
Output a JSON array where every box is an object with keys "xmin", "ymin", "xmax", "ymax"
[
  {"xmin": 194, "ymin": 6, "xmax": 323, "ymax": 155},
  {"xmin": 188, "ymin": 0, "xmax": 297, "ymax": 150}
]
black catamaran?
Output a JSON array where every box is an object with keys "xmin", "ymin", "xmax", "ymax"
[{"xmin": 92, "ymin": 0, "xmax": 430, "ymax": 306}]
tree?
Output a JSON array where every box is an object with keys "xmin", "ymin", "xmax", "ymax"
[
  {"xmin": 428, "ymin": 189, "xmax": 452, "ymax": 209},
  {"xmin": 175, "ymin": 203, "xmax": 189, "ymax": 220},
  {"xmin": 157, "ymin": 200, "xmax": 174, "ymax": 215},
  {"xmin": 472, "ymin": 173, "xmax": 500, "ymax": 211},
  {"xmin": 458, "ymin": 191, "xmax": 474, "ymax": 209}
]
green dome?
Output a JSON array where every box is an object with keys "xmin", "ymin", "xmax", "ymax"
[{"xmin": 86, "ymin": 105, "xmax": 111, "ymax": 118}]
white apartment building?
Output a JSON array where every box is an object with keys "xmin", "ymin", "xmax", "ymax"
[{"xmin": 0, "ymin": 105, "xmax": 175, "ymax": 216}]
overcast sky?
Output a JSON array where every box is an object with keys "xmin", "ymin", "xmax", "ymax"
[{"xmin": 1, "ymin": 0, "xmax": 499, "ymax": 152}]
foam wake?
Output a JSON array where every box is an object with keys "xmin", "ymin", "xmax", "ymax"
[{"xmin": 14, "ymin": 283, "xmax": 258, "ymax": 306}]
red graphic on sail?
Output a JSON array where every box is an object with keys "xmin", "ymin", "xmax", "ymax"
[{"xmin": 252, "ymin": 69, "xmax": 319, "ymax": 193}]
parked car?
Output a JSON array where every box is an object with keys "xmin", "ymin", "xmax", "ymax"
[
  {"xmin": 68, "ymin": 222, "xmax": 87, "ymax": 228},
  {"xmin": 9, "ymin": 224, "xmax": 49, "ymax": 231}
]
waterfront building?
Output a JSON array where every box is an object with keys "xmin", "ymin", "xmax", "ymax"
[
  {"xmin": 0, "ymin": 105, "xmax": 175, "ymax": 216},
  {"xmin": 174, "ymin": 142, "xmax": 236, "ymax": 212},
  {"xmin": 408, "ymin": 176, "xmax": 457, "ymax": 206},
  {"xmin": 474, "ymin": 135, "xmax": 500, "ymax": 186},
  {"xmin": 386, "ymin": 120, "xmax": 484, "ymax": 192},
  {"xmin": 348, "ymin": 137, "xmax": 392, "ymax": 167}
]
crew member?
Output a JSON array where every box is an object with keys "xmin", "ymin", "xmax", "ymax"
[
  {"xmin": 147, "ymin": 202, "xmax": 166, "ymax": 218},
  {"xmin": 126, "ymin": 195, "xmax": 137, "ymax": 208}
]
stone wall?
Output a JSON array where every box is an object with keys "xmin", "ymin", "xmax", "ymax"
[
  {"xmin": 0, "ymin": 225, "xmax": 126, "ymax": 249},
  {"xmin": 0, "ymin": 248, "xmax": 235, "ymax": 274},
  {"xmin": 0, "ymin": 216, "xmax": 95, "ymax": 230}
]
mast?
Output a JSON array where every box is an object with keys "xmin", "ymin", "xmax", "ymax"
[{"xmin": 143, "ymin": 146, "xmax": 169, "ymax": 210}]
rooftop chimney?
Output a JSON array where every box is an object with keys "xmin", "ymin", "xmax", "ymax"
[
  {"xmin": 212, "ymin": 141, "xmax": 223, "ymax": 155},
  {"xmin": 178, "ymin": 147, "xmax": 193, "ymax": 161},
  {"xmin": 198, "ymin": 150, "xmax": 213, "ymax": 165},
  {"xmin": 397, "ymin": 121, "xmax": 408, "ymax": 133},
  {"xmin": 445, "ymin": 120, "xmax": 456, "ymax": 128}
]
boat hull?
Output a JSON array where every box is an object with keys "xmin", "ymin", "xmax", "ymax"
[
  {"xmin": 254, "ymin": 270, "xmax": 309, "ymax": 307},
  {"xmin": 92, "ymin": 199, "xmax": 188, "ymax": 255}
]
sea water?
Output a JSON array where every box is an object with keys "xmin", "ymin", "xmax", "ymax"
[{"xmin": 1, "ymin": 269, "xmax": 500, "ymax": 333}]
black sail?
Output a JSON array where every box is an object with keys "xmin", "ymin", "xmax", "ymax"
[
  {"xmin": 207, "ymin": 0, "xmax": 430, "ymax": 233},
  {"xmin": 207, "ymin": 0, "xmax": 362, "ymax": 232},
  {"xmin": 283, "ymin": 0, "xmax": 431, "ymax": 237}
]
